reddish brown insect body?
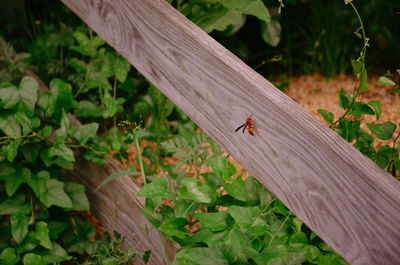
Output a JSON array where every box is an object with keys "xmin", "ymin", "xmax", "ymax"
[{"xmin": 235, "ymin": 116, "xmax": 255, "ymax": 136}]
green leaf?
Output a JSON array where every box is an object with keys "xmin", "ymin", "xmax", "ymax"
[
  {"xmin": 192, "ymin": 6, "xmax": 243, "ymax": 33},
  {"xmin": 71, "ymin": 123, "xmax": 98, "ymax": 144},
  {"xmin": 228, "ymin": 206, "xmax": 259, "ymax": 228},
  {"xmin": 49, "ymin": 79, "xmax": 73, "ymax": 121},
  {"xmin": 39, "ymin": 126, "xmax": 52, "ymax": 137},
  {"xmin": 106, "ymin": 51, "xmax": 130, "ymax": 83},
  {"xmin": 317, "ymin": 109, "xmax": 334, "ymax": 124},
  {"xmin": 4, "ymin": 167, "xmax": 31, "ymax": 196},
  {"xmin": 64, "ymin": 182, "xmax": 89, "ymax": 211},
  {"xmin": 0, "ymin": 192, "xmax": 30, "ymax": 215},
  {"xmin": 5, "ymin": 138, "xmax": 22, "ymax": 163},
  {"xmin": 338, "ymin": 88, "xmax": 352, "ymax": 109},
  {"xmin": 375, "ymin": 76, "xmax": 395, "ymax": 86},
  {"xmin": 0, "ymin": 76, "xmax": 38, "ymax": 116},
  {"xmin": 224, "ymin": 177, "xmax": 247, "ymax": 201},
  {"xmin": 180, "ymin": 178, "xmax": 214, "ymax": 203},
  {"xmin": 21, "ymin": 142, "xmax": 42, "ymax": 164},
  {"xmin": 15, "ymin": 112, "xmax": 37, "ymax": 135},
  {"xmin": 40, "ymin": 179, "xmax": 72, "ymax": 208},
  {"xmin": 368, "ymin": 100, "xmax": 381, "ymax": 120},
  {"xmin": 95, "ymin": 170, "xmax": 140, "ymax": 192},
  {"xmin": 174, "ymin": 247, "xmax": 228, "ymax": 265},
  {"xmin": 47, "ymin": 221, "xmax": 69, "ymax": 239},
  {"xmin": 0, "ymin": 112, "xmax": 21, "ymax": 137},
  {"xmin": 10, "ymin": 212, "xmax": 30, "ymax": 244},
  {"xmin": 359, "ymin": 68, "xmax": 369, "ymax": 93},
  {"xmin": 193, "ymin": 212, "xmax": 228, "ymax": 231},
  {"xmin": 68, "ymin": 58, "xmax": 87, "ymax": 73},
  {"xmin": 289, "ymin": 232, "xmax": 308, "ymax": 246},
  {"xmin": 75, "ymin": 100, "xmax": 102, "ymax": 118},
  {"xmin": 351, "ymin": 60, "xmax": 362, "ymax": 75},
  {"xmin": 137, "ymin": 177, "xmax": 172, "ymax": 198},
  {"xmin": 207, "ymin": 157, "xmax": 236, "ymax": 181},
  {"xmin": 159, "ymin": 218, "xmax": 187, "ymax": 239},
  {"xmin": 48, "ymin": 142, "xmax": 75, "ymax": 162},
  {"xmin": 86, "ymin": 70, "xmax": 112, "ymax": 90},
  {"xmin": 260, "ymin": 20, "xmax": 281, "ymax": 47},
  {"xmin": 258, "ymin": 245, "xmax": 287, "ymax": 264},
  {"xmin": 366, "ymin": 122, "xmax": 396, "ymax": 141},
  {"xmin": 32, "ymin": 221, "xmax": 52, "ymax": 249},
  {"xmin": 0, "ymin": 248, "xmax": 20, "ymax": 265},
  {"xmin": 22, "ymin": 253, "xmax": 42, "ymax": 265},
  {"xmin": 33, "ymin": 242, "xmax": 71, "ymax": 264},
  {"xmin": 349, "ymin": 102, "xmax": 374, "ymax": 118},
  {"xmin": 174, "ymin": 198, "xmax": 196, "ymax": 218},
  {"xmin": 209, "ymin": 0, "xmax": 271, "ymax": 22}
]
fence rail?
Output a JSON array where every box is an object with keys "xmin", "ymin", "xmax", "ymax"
[{"xmin": 61, "ymin": 0, "xmax": 400, "ymax": 264}]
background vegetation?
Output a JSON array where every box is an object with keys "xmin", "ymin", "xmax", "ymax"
[{"xmin": 0, "ymin": 0, "xmax": 399, "ymax": 264}]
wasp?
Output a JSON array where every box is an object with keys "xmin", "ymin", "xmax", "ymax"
[{"xmin": 235, "ymin": 116, "xmax": 254, "ymax": 136}]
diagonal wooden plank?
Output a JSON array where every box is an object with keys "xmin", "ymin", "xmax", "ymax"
[{"xmin": 61, "ymin": 0, "xmax": 400, "ymax": 264}]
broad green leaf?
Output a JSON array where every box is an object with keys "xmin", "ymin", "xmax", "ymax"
[
  {"xmin": 10, "ymin": 212, "xmax": 30, "ymax": 244},
  {"xmin": 68, "ymin": 58, "xmax": 86, "ymax": 73},
  {"xmin": 49, "ymin": 79, "xmax": 73, "ymax": 121},
  {"xmin": 289, "ymin": 232, "xmax": 308, "ymax": 246},
  {"xmin": 75, "ymin": 100, "xmax": 102, "ymax": 118},
  {"xmin": 174, "ymin": 247, "xmax": 228, "ymax": 265},
  {"xmin": 368, "ymin": 100, "xmax": 381, "ymax": 120},
  {"xmin": 72, "ymin": 31, "xmax": 89, "ymax": 46},
  {"xmin": 48, "ymin": 142, "xmax": 75, "ymax": 162},
  {"xmin": 193, "ymin": 212, "xmax": 228, "ymax": 231},
  {"xmin": 174, "ymin": 198, "xmax": 196, "ymax": 218},
  {"xmin": 359, "ymin": 68, "xmax": 369, "ymax": 93},
  {"xmin": 159, "ymin": 218, "xmax": 187, "ymax": 239},
  {"xmin": 206, "ymin": 157, "xmax": 236, "ymax": 181},
  {"xmin": 261, "ymin": 20, "xmax": 281, "ymax": 46},
  {"xmin": 180, "ymin": 178, "xmax": 215, "ymax": 203},
  {"xmin": 209, "ymin": 0, "xmax": 271, "ymax": 22},
  {"xmin": 94, "ymin": 170, "xmax": 140, "ymax": 192},
  {"xmin": 228, "ymin": 206, "xmax": 259, "ymax": 228},
  {"xmin": 0, "ymin": 161, "xmax": 16, "ymax": 179},
  {"xmin": 21, "ymin": 142, "xmax": 42, "ymax": 164},
  {"xmin": 351, "ymin": 60, "xmax": 362, "ymax": 75},
  {"xmin": 4, "ymin": 167, "xmax": 31, "ymax": 196},
  {"xmin": 376, "ymin": 76, "xmax": 395, "ymax": 86},
  {"xmin": 64, "ymin": 182, "xmax": 89, "ymax": 211},
  {"xmin": 71, "ymin": 123, "xmax": 98, "ymax": 144},
  {"xmin": 0, "ymin": 192, "xmax": 30, "ymax": 215},
  {"xmin": 366, "ymin": 122, "xmax": 396, "ymax": 141},
  {"xmin": 14, "ymin": 236, "xmax": 39, "ymax": 254},
  {"xmin": 0, "ymin": 76, "xmax": 38, "ymax": 116},
  {"xmin": 0, "ymin": 112, "xmax": 21, "ymax": 137},
  {"xmin": 258, "ymin": 244, "xmax": 287, "ymax": 264},
  {"xmin": 15, "ymin": 112, "xmax": 36, "ymax": 135},
  {"xmin": 338, "ymin": 88, "xmax": 352, "ymax": 109},
  {"xmin": 47, "ymin": 221, "xmax": 69, "ymax": 239},
  {"xmin": 305, "ymin": 245, "xmax": 320, "ymax": 262},
  {"xmin": 349, "ymin": 102, "xmax": 374, "ymax": 118},
  {"xmin": 192, "ymin": 6, "xmax": 243, "ymax": 33},
  {"xmin": 87, "ymin": 70, "xmax": 112, "ymax": 90},
  {"xmin": 137, "ymin": 177, "xmax": 172, "ymax": 198},
  {"xmin": 39, "ymin": 126, "xmax": 52, "ymax": 137},
  {"xmin": 392, "ymin": 87, "xmax": 400, "ymax": 94},
  {"xmin": 317, "ymin": 109, "xmax": 334, "ymax": 124},
  {"xmin": 5, "ymin": 138, "xmax": 21, "ymax": 163},
  {"xmin": 40, "ymin": 179, "xmax": 72, "ymax": 208},
  {"xmin": 224, "ymin": 177, "xmax": 247, "ymax": 201},
  {"xmin": 106, "ymin": 51, "xmax": 130, "ymax": 83},
  {"xmin": 0, "ymin": 248, "xmax": 20, "ymax": 265},
  {"xmin": 22, "ymin": 253, "xmax": 42, "ymax": 265},
  {"xmin": 32, "ymin": 221, "xmax": 52, "ymax": 249},
  {"xmin": 55, "ymin": 110, "xmax": 70, "ymax": 138},
  {"xmin": 33, "ymin": 242, "xmax": 71, "ymax": 263}
]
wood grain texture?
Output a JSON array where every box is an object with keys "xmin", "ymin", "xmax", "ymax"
[
  {"xmin": 60, "ymin": 0, "xmax": 400, "ymax": 264},
  {"xmin": 66, "ymin": 157, "xmax": 179, "ymax": 265}
]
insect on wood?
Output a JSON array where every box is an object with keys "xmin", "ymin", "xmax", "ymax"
[{"xmin": 235, "ymin": 116, "xmax": 255, "ymax": 136}]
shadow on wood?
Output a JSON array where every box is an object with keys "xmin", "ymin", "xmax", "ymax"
[{"xmin": 66, "ymin": 157, "xmax": 179, "ymax": 265}]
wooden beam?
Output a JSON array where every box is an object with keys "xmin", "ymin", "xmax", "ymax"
[{"xmin": 61, "ymin": 0, "xmax": 400, "ymax": 264}]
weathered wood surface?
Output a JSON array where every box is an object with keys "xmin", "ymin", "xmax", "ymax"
[
  {"xmin": 61, "ymin": 0, "xmax": 400, "ymax": 264},
  {"xmin": 67, "ymin": 157, "xmax": 178, "ymax": 265}
]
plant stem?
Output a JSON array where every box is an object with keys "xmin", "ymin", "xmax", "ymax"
[
  {"xmin": 158, "ymin": 230, "xmax": 170, "ymax": 265},
  {"xmin": 135, "ymin": 130, "xmax": 147, "ymax": 185},
  {"xmin": 268, "ymin": 212, "xmax": 291, "ymax": 246}
]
